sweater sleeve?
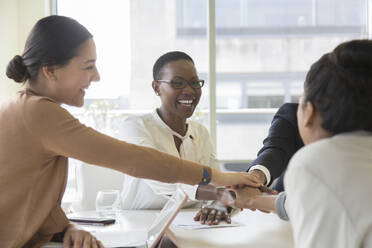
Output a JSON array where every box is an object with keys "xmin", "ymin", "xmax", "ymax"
[{"xmin": 24, "ymin": 98, "xmax": 204, "ymax": 186}]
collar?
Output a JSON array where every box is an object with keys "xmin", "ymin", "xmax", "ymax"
[{"xmin": 152, "ymin": 109, "xmax": 192, "ymax": 141}]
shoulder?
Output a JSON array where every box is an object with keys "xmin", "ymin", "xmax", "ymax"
[
  {"xmin": 289, "ymin": 139, "xmax": 329, "ymax": 170},
  {"xmin": 23, "ymin": 93, "xmax": 73, "ymax": 123},
  {"xmin": 274, "ymin": 103, "xmax": 299, "ymax": 126},
  {"xmin": 119, "ymin": 112, "xmax": 155, "ymax": 140}
]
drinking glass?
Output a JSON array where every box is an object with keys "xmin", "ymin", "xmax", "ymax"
[{"xmin": 95, "ymin": 190, "xmax": 121, "ymax": 217}]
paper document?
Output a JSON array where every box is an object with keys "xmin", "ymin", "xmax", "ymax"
[{"xmin": 172, "ymin": 211, "xmax": 241, "ymax": 230}]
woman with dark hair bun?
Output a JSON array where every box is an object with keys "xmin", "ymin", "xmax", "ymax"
[
  {"xmin": 230, "ymin": 39, "xmax": 372, "ymax": 247},
  {"xmin": 0, "ymin": 16, "xmax": 261, "ymax": 247}
]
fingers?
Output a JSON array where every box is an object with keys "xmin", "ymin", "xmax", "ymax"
[
  {"xmin": 82, "ymin": 234, "xmax": 91, "ymax": 248},
  {"xmin": 200, "ymin": 207, "xmax": 209, "ymax": 224},
  {"xmin": 91, "ymin": 237, "xmax": 98, "ymax": 248},
  {"xmin": 193, "ymin": 209, "xmax": 202, "ymax": 221},
  {"xmin": 207, "ymin": 209, "xmax": 217, "ymax": 225},
  {"xmin": 63, "ymin": 232, "xmax": 72, "ymax": 248},
  {"xmin": 224, "ymin": 212, "xmax": 231, "ymax": 224},
  {"xmin": 258, "ymin": 185, "xmax": 278, "ymax": 195},
  {"xmin": 258, "ymin": 209, "xmax": 270, "ymax": 213},
  {"xmin": 97, "ymin": 240, "xmax": 105, "ymax": 248},
  {"xmin": 63, "ymin": 226, "xmax": 102, "ymax": 248},
  {"xmin": 73, "ymin": 233, "xmax": 84, "ymax": 248},
  {"xmin": 212, "ymin": 171, "xmax": 262, "ymax": 187},
  {"xmin": 212, "ymin": 210, "xmax": 223, "ymax": 225}
]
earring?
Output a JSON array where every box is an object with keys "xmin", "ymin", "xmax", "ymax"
[
  {"xmin": 51, "ymin": 76, "xmax": 56, "ymax": 80},
  {"xmin": 156, "ymin": 92, "xmax": 160, "ymax": 96}
]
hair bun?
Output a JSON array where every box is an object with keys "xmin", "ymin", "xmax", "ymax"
[
  {"xmin": 333, "ymin": 40, "xmax": 372, "ymax": 73},
  {"xmin": 6, "ymin": 55, "xmax": 29, "ymax": 83}
]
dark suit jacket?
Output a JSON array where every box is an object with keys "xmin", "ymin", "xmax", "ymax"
[{"xmin": 247, "ymin": 103, "xmax": 304, "ymax": 192}]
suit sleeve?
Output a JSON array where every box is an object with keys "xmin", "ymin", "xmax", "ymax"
[{"xmin": 247, "ymin": 103, "xmax": 303, "ymax": 188}]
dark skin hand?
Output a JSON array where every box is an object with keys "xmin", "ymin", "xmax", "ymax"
[
  {"xmin": 193, "ymin": 186, "xmax": 232, "ymax": 225},
  {"xmin": 193, "ymin": 203, "xmax": 232, "ymax": 225}
]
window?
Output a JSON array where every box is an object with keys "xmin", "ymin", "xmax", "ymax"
[{"xmin": 177, "ymin": 0, "xmax": 367, "ymax": 37}]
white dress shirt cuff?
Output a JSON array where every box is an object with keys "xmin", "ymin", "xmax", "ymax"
[
  {"xmin": 249, "ymin": 165, "xmax": 271, "ymax": 186},
  {"xmin": 180, "ymin": 184, "xmax": 199, "ymax": 201}
]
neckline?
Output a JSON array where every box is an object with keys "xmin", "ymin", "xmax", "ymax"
[{"xmin": 152, "ymin": 109, "xmax": 191, "ymax": 140}]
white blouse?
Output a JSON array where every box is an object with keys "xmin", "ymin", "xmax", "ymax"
[{"xmin": 118, "ymin": 110, "xmax": 219, "ymax": 209}]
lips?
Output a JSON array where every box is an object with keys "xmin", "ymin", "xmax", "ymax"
[{"xmin": 80, "ymin": 85, "xmax": 90, "ymax": 94}]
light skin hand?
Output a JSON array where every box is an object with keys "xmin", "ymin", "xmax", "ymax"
[
  {"xmin": 248, "ymin": 169, "xmax": 267, "ymax": 185},
  {"xmin": 63, "ymin": 224, "xmax": 104, "ymax": 248},
  {"xmin": 211, "ymin": 170, "xmax": 262, "ymax": 188},
  {"xmin": 230, "ymin": 186, "xmax": 262, "ymax": 210},
  {"xmin": 230, "ymin": 186, "xmax": 278, "ymax": 212}
]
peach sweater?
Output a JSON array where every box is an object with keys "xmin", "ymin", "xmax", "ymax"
[{"xmin": 0, "ymin": 90, "xmax": 206, "ymax": 247}]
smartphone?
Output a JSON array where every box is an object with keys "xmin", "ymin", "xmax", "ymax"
[{"xmin": 69, "ymin": 217, "xmax": 116, "ymax": 226}]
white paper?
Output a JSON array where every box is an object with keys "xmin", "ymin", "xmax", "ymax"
[{"xmin": 172, "ymin": 211, "xmax": 241, "ymax": 230}]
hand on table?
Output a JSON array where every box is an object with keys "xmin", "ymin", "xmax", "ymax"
[
  {"xmin": 193, "ymin": 201, "xmax": 231, "ymax": 225},
  {"xmin": 63, "ymin": 224, "xmax": 104, "ymax": 248}
]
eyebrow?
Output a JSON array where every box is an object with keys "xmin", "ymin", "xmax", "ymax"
[{"xmin": 84, "ymin": 59, "xmax": 96, "ymax": 64}]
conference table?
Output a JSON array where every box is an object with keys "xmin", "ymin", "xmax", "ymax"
[
  {"xmin": 171, "ymin": 209, "xmax": 293, "ymax": 248},
  {"xmin": 45, "ymin": 209, "xmax": 293, "ymax": 247}
]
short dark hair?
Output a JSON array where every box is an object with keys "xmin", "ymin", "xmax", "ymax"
[
  {"xmin": 304, "ymin": 39, "xmax": 372, "ymax": 134},
  {"xmin": 152, "ymin": 51, "xmax": 194, "ymax": 80},
  {"xmin": 6, "ymin": 15, "xmax": 92, "ymax": 83}
]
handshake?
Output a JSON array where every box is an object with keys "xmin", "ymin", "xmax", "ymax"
[
  {"xmin": 215, "ymin": 184, "xmax": 277, "ymax": 208},
  {"xmin": 194, "ymin": 184, "xmax": 278, "ymax": 225}
]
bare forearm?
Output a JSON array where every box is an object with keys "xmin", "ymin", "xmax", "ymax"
[{"xmin": 243, "ymin": 195, "xmax": 277, "ymax": 212}]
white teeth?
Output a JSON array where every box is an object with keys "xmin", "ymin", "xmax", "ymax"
[{"xmin": 178, "ymin": 100, "xmax": 193, "ymax": 104}]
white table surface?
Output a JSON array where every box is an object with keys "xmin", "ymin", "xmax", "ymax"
[
  {"xmin": 44, "ymin": 209, "xmax": 293, "ymax": 248},
  {"xmin": 172, "ymin": 209, "xmax": 293, "ymax": 248}
]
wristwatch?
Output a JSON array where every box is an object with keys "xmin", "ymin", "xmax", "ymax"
[{"xmin": 199, "ymin": 167, "xmax": 212, "ymax": 185}]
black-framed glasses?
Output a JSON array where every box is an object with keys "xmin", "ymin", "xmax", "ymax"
[{"xmin": 156, "ymin": 79, "xmax": 205, "ymax": 89}]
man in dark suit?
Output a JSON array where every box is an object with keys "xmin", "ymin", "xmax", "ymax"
[{"xmin": 247, "ymin": 103, "xmax": 304, "ymax": 192}]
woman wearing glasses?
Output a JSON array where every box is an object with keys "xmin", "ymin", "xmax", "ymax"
[{"xmin": 119, "ymin": 51, "xmax": 232, "ymax": 225}]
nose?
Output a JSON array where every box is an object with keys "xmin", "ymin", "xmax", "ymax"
[
  {"xmin": 182, "ymin": 82, "xmax": 196, "ymax": 93},
  {"xmin": 92, "ymin": 67, "xmax": 100, "ymax": 82}
]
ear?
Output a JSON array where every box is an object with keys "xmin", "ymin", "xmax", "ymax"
[
  {"xmin": 152, "ymin": 80, "xmax": 160, "ymax": 96},
  {"xmin": 303, "ymin": 101, "xmax": 316, "ymax": 128},
  {"xmin": 41, "ymin": 65, "xmax": 58, "ymax": 81}
]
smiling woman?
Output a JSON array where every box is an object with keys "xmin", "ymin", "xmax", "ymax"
[{"xmin": 119, "ymin": 51, "xmax": 233, "ymax": 225}]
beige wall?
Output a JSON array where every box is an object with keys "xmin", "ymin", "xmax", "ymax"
[{"xmin": 0, "ymin": 0, "xmax": 51, "ymax": 102}]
